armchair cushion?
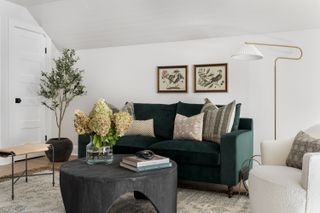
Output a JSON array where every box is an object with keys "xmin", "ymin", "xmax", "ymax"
[{"xmin": 249, "ymin": 165, "xmax": 306, "ymax": 213}]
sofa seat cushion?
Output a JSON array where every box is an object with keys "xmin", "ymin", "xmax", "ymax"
[
  {"xmin": 113, "ymin": 136, "xmax": 162, "ymax": 154},
  {"xmin": 149, "ymin": 140, "xmax": 221, "ymax": 166}
]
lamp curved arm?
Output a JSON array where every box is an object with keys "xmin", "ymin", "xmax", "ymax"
[
  {"xmin": 245, "ymin": 42, "xmax": 303, "ymax": 140},
  {"xmin": 245, "ymin": 42, "xmax": 303, "ymax": 61}
]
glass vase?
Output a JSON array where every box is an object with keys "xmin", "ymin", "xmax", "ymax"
[{"xmin": 86, "ymin": 141, "xmax": 113, "ymax": 165}]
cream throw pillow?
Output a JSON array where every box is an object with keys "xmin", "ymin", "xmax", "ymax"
[
  {"xmin": 201, "ymin": 99, "xmax": 236, "ymax": 143},
  {"xmin": 173, "ymin": 113, "xmax": 204, "ymax": 141},
  {"xmin": 126, "ymin": 119, "xmax": 155, "ymax": 137}
]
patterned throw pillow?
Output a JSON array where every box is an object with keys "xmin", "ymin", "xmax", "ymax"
[
  {"xmin": 173, "ymin": 113, "xmax": 204, "ymax": 141},
  {"xmin": 286, "ymin": 131, "xmax": 320, "ymax": 169},
  {"xmin": 125, "ymin": 119, "xmax": 155, "ymax": 137},
  {"xmin": 121, "ymin": 102, "xmax": 135, "ymax": 119},
  {"xmin": 201, "ymin": 99, "xmax": 236, "ymax": 143},
  {"xmin": 106, "ymin": 102, "xmax": 119, "ymax": 113},
  {"xmin": 202, "ymin": 98, "xmax": 219, "ymax": 112}
]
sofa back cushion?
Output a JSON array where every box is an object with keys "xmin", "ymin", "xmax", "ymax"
[
  {"xmin": 176, "ymin": 102, "xmax": 203, "ymax": 117},
  {"xmin": 176, "ymin": 101, "xmax": 241, "ymax": 131},
  {"xmin": 134, "ymin": 103, "xmax": 177, "ymax": 139}
]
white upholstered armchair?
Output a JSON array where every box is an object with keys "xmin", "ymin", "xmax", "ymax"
[{"xmin": 249, "ymin": 125, "xmax": 320, "ymax": 213}]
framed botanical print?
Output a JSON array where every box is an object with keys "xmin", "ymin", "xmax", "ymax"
[
  {"xmin": 194, "ymin": 63, "xmax": 228, "ymax": 92},
  {"xmin": 157, "ymin": 65, "xmax": 188, "ymax": 93}
]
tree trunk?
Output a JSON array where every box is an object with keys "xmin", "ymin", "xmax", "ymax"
[
  {"xmin": 58, "ymin": 122, "xmax": 61, "ymax": 141},
  {"xmin": 58, "ymin": 98, "xmax": 63, "ymax": 141}
]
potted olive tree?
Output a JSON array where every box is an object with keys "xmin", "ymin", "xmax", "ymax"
[{"xmin": 39, "ymin": 49, "xmax": 86, "ymax": 162}]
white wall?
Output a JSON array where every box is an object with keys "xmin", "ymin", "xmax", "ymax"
[
  {"xmin": 58, "ymin": 29, "xmax": 320, "ymax": 155},
  {"xmin": 0, "ymin": 0, "xmax": 55, "ymax": 164}
]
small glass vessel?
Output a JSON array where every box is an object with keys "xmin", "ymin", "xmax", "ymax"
[{"xmin": 86, "ymin": 140, "xmax": 113, "ymax": 165}]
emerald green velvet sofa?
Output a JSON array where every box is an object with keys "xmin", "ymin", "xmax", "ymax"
[{"xmin": 78, "ymin": 102, "xmax": 253, "ymax": 197}]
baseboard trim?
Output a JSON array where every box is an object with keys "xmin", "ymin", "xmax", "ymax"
[{"xmin": 0, "ymin": 158, "xmax": 10, "ymax": 166}]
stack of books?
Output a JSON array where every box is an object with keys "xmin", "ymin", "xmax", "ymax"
[{"xmin": 120, "ymin": 155, "xmax": 171, "ymax": 172}]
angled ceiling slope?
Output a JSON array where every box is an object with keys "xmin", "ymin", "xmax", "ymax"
[
  {"xmin": 7, "ymin": 0, "xmax": 64, "ymax": 7},
  {"xmin": 7, "ymin": 0, "xmax": 320, "ymax": 50}
]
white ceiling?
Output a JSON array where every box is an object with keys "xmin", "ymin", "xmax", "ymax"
[
  {"xmin": 7, "ymin": 0, "xmax": 64, "ymax": 7},
  {"xmin": 6, "ymin": 0, "xmax": 320, "ymax": 50}
]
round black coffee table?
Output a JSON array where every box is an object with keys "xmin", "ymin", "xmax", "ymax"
[{"xmin": 60, "ymin": 154, "xmax": 177, "ymax": 213}]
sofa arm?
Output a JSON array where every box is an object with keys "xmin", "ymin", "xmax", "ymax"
[
  {"xmin": 301, "ymin": 153, "xmax": 320, "ymax": 213},
  {"xmin": 260, "ymin": 138, "xmax": 294, "ymax": 166},
  {"xmin": 220, "ymin": 130, "xmax": 253, "ymax": 186},
  {"xmin": 238, "ymin": 118, "xmax": 253, "ymax": 131}
]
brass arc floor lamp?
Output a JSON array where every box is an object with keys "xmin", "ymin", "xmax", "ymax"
[{"xmin": 231, "ymin": 42, "xmax": 303, "ymax": 140}]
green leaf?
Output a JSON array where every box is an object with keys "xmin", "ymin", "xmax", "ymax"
[
  {"xmin": 39, "ymin": 49, "xmax": 87, "ymax": 138},
  {"xmin": 93, "ymin": 134, "xmax": 103, "ymax": 148}
]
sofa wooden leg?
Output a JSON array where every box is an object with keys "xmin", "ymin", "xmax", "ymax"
[{"xmin": 227, "ymin": 186, "xmax": 233, "ymax": 198}]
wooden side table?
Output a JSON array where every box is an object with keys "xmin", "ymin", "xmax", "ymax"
[{"xmin": 0, "ymin": 143, "xmax": 55, "ymax": 200}]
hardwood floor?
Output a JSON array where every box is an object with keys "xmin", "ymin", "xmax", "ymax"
[{"xmin": 0, "ymin": 155, "xmax": 77, "ymax": 178}]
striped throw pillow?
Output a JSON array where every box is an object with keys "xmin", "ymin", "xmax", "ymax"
[
  {"xmin": 201, "ymin": 99, "xmax": 236, "ymax": 143},
  {"xmin": 121, "ymin": 102, "xmax": 135, "ymax": 119},
  {"xmin": 125, "ymin": 119, "xmax": 155, "ymax": 137}
]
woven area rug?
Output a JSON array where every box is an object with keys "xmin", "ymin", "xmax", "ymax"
[{"xmin": 0, "ymin": 171, "xmax": 249, "ymax": 213}]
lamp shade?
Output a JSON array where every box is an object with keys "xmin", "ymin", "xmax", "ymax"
[{"xmin": 231, "ymin": 44, "xmax": 264, "ymax": 60}]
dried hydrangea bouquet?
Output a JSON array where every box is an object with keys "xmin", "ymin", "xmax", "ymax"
[{"xmin": 74, "ymin": 99, "xmax": 132, "ymax": 164}]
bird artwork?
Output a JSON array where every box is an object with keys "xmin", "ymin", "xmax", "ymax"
[
  {"xmin": 197, "ymin": 68, "xmax": 224, "ymax": 89},
  {"xmin": 161, "ymin": 69, "xmax": 185, "ymax": 89}
]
